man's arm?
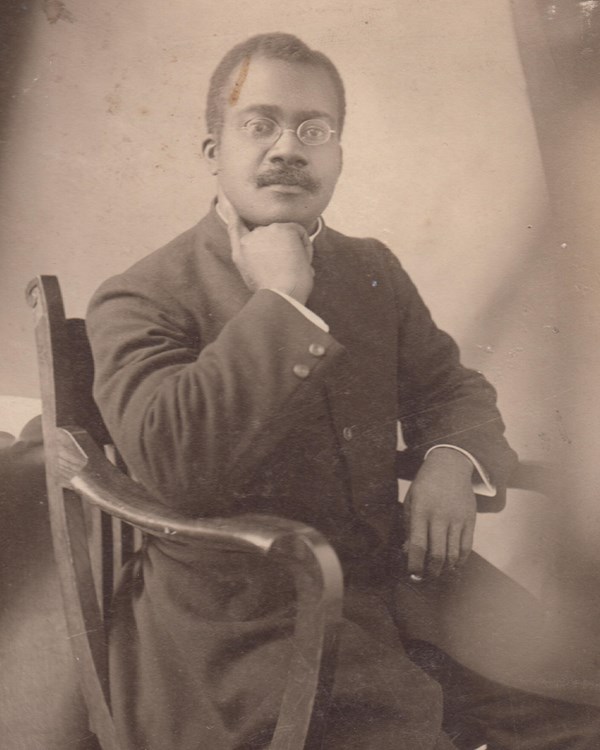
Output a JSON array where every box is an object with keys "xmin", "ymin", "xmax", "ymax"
[
  {"xmin": 383, "ymin": 246, "xmax": 518, "ymax": 577},
  {"xmin": 87, "ymin": 197, "xmax": 340, "ymax": 515},
  {"xmin": 87, "ymin": 279, "xmax": 344, "ymax": 516}
]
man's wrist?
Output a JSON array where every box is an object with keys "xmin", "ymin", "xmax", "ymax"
[
  {"xmin": 262, "ymin": 283, "xmax": 309, "ymax": 305},
  {"xmin": 268, "ymin": 289, "xmax": 329, "ymax": 332},
  {"xmin": 424, "ymin": 445, "xmax": 474, "ymax": 478},
  {"xmin": 424, "ymin": 444, "xmax": 497, "ymax": 496}
]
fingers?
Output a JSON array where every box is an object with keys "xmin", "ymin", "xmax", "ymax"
[
  {"xmin": 406, "ymin": 539, "xmax": 427, "ymax": 580},
  {"xmin": 218, "ymin": 189, "xmax": 312, "ymax": 263},
  {"xmin": 402, "ymin": 460, "xmax": 476, "ymax": 580},
  {"xmin": 406, "ymin": 496, "xmax": 427, "ymax": 578},
  {"xmin": 427, "ymin": 521, "xmax": 447, "ymax": 578},
  {"xmin": 405, "ymin": 507, "xmax": 467, "ymax": 579},
  {"xmin": 273, "ymin": 222, "xmax": 313, "ymax": 262},
  {"xmin": 446, "ymin": 523, "xmax": 462, "ymax": 569},
  {"xmin": 459, "ymin": 518, "xmax": 475, "ymax": 567}
]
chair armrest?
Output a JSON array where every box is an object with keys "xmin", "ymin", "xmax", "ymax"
[
  {"xmin": 58, "ymin": 426, "xmax": 338, "ymax": 554},
  {"xmin": 57, "ymin": 425, "xmax": 343, "ymax": 750},
  {"xmin": 508, "ymin": 460, "xmax": 558, "ymax": 496}
]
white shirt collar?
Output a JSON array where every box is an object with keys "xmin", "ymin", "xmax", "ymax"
[{"xmin": 309, "ymin": 217, "xmax": 323, "ymax": 242}]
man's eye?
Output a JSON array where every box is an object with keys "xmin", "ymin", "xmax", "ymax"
[
  {"xmin": 298, "ymin": 120, "xmax": 330, "ymax": 143},
  {"xmin": 245, "ymin": 118, "xmax": 277, "ymax": 137}
]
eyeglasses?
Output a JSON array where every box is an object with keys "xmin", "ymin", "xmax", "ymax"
[{"xmin": 241, "ymin": 117, "xmax": 336, "ymax": 146}]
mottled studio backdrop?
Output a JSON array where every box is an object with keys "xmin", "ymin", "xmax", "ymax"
[{"xmin": 0, "ymin": 0, "xmax": 599, "ymax": 722}]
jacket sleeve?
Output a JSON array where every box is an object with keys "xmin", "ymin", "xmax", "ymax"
[
  {"xmin": 86, "ymin": 281, "xmax": 345, "ymax": 514},
  {"xmin": 381, "ymin": 246, "xmax": 518, "ymax": 489}
]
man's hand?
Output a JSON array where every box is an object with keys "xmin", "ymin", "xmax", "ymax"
[
  {"xmin": 220, "ymin": 195, "xmax": 315, "ymax": 305},
  {"xmin": 404, "ymin": 447, "xmax": 477, "ymax": 579}
]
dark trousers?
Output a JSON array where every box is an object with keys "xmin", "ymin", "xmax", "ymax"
[
  {"xmin": 406, "ymin": 640, "xmax": 600, "ymax": 750},
  {"xmin": 110, "ymin": 539, "xmax": 600, "ymax": 750},
  {"xmin": 342, "ymin": 549, "xmax": 600, "ymax": 750}
]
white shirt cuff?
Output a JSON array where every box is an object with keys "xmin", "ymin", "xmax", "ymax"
[
  {"xmin": 424, "ymin": 444, "xmax": 496, "ymax": 497},
  {"xmin": 268, "ymin": 290, "xmax": 330, "ymax": 333}
]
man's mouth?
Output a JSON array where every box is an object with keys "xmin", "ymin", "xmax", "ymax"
[{"xmin": 256, "ymin": 168, "xmax": 320, "ymax": 194}]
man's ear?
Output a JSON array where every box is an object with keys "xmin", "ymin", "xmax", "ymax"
[{"xmin": 202, "ymin": 135, "xmax": 220, "ymax": 175}]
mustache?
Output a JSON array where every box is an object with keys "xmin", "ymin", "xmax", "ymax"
[{"xmin": 255, "ymin": 167, "xmax": 320, "ymax": 194}]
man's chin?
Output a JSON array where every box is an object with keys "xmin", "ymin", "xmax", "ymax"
[{"xmin": 242, "ymin": 204, "xmax": 319, "ymax": 230}]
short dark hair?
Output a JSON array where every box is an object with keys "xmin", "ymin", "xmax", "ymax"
[{"xmin": 206, "ymin": 32, "xmax": 346, "ymax": 138}]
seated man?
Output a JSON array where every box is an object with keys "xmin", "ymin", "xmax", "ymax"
[{"xmin": 86, "ymin": 32, "xmax": 599, "ymax": 750}]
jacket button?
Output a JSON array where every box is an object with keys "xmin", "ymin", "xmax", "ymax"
[
  {"xmin": 293, "ymin": 364, "xmax": 310, "ymax": 379},
  {"xmin": 308, "ymin": 343, "xmax": 325, "ymax": 357},
  {"xmin": 342, "ymin": 426, "xmax": 353, "ymax": 441}
]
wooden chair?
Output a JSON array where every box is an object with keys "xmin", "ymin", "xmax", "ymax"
[
  {"xmin": 26, "ymin": 275, "xmax": 344, "ymax": 750},
  {"xmin": 27, "ymin": 274, "xmax": 577, "ymax": 750}
]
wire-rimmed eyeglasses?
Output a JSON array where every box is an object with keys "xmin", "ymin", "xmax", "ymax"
[{"xmin": 241, "ymin": 117, "xmax": 336, "ymax": 146}]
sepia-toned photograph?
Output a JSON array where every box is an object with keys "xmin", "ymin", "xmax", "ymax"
[{"xmin": 1, "ymin": 2, "xmax": 599, "ymax": 748}]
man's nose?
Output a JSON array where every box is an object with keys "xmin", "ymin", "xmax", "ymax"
[{"xmin": 267, "ymin": 129, "xmax": 308, "ymax": 168}]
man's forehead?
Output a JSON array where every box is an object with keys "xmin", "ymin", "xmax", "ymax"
[
  {"xmin": 223, "ymin": 56, "xmax": 340, "ymax": 123},
  {"xmin": 235, "ymin": 103, "xmax": 335, "ymax": 124}
]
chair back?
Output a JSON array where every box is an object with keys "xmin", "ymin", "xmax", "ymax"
[
  {"xmin": 26, "ymin": 275, "xmax": 345, "ymax": 750},
  {"xmin": 26, "ymin": 275, "xmax": 128, "ymax": 750}
]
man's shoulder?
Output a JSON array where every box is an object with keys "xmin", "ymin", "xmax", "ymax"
[
  {"xmin": 320, "ymin": 224, "xmax": 406, "ymax": 276},
  {"xmin": 102, "ymin": 223, "xmax": 202, "ymax": 288},
  {"xmin": 88, "ymin": 212, "xmax": 221, "ymax": 308},
  {"xmin": 322, "ymin": 224, "xmax": 388, "ymax": 254},
  {"xmin": 319, "ymin": 225, "xmax": 421, "ymax": 310}
]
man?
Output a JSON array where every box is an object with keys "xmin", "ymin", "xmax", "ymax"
[{"xmin": 87, "ymin": 33, "xmax": 599, "ymax": 750}]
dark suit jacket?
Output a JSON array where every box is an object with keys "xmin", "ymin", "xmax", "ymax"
[{"xmin": 86, "ymin": 206, "xmax": 518, "ymax": 749}]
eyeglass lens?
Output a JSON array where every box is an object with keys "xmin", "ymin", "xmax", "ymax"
[{"xmin": 243, "ymin": 117, "xmax": 333, "ymax": 145}]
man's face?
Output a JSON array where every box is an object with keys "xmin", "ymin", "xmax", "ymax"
[{"xmin": 204, "ymin": 57, "xmax": 343, "ymax": 231}]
